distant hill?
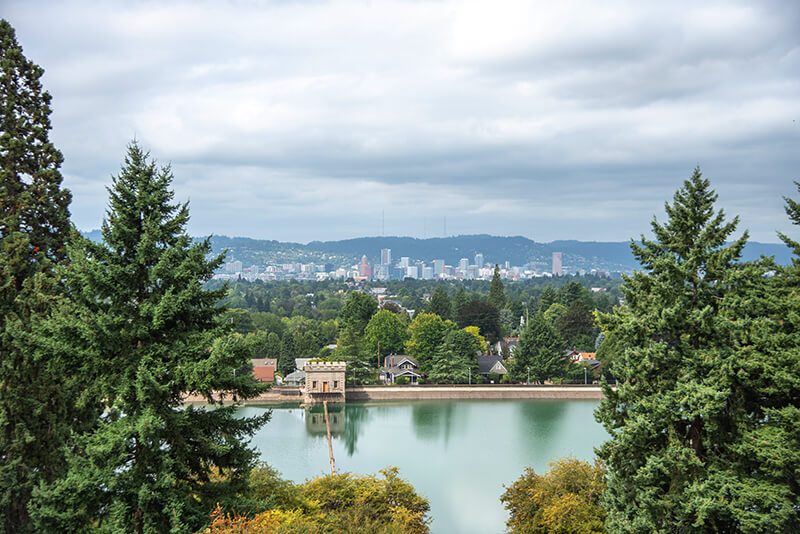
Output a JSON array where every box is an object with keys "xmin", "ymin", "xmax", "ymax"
[{"xmin": 80, "ymin": 231, "xmax": 792, "ymax": 272}]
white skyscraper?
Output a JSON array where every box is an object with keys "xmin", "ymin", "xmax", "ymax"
[
  {"xmin": 475, "ymin": 253, "xmax": 484, "ymax": 269},
  {"xmin": 458, "ymin": 258, "xmax": 469, "ymax": 271},
  {"xmin": 381, "ymin": 248, "xmax": 392, "ymax": 266},
  {"xmin": 400, "ymin": 256, "xmax": 410, "ymax": 268},
  {"xmin": 433, "ymin": 259, "xmax": 445, "ymax": 275}
]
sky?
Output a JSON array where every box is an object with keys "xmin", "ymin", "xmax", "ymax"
[{"xmin": 6, "ymin": 0, "xmax": 800, "ymax": 243}]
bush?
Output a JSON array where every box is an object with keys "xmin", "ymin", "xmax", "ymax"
[
  {"xmin": 501, "ymin": 458, "xmax": 606, "ymax": 534},
  {"xmin": 201, "ymin": 465, "xmax": 431, "ymax": 534}
]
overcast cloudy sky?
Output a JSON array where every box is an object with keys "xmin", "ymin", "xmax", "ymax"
[{"xmin": 6, "ymin": 0, "xmax": 800, "ymax": 243}]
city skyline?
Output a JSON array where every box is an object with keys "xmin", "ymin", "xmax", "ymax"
[{"xmin": 5, "ymin": 1, "xmax": 799, "ymax": 244}]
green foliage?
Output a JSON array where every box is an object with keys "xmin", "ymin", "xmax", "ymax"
[
  {"xmin": 501, "ymin": 458, "xmax": 606, "ymax": 534},
  {"xmin": 558, "ymin": 299, "xmax": 595, "ymax": 350},
  {"xmin": 365, "ymin": 309, "xmax": 409, "ymax": 357},
  {"xmin": 488, "ymin": 264, "xmax": 506, "ymax": 308},
  {"xmin": 278, "ymin": 331, "xmax": 296, "ymax": 376},
  {"xmin": 538, "ymin": 286, "xmax": 557, "ymax": 312},
  {"xmin": 338, "ymin": 291, "xmax": 378, "ymax": 336},
  {"xmin": 404, "ymin": 313, "xmax": 456, "ymax": 374},
  {"xmin": 543, "ymin": 302, "xmax": 567, "ymax": 329},
  {"xmin": 511, "ymin": 312, "xmax": 567, "ymax": 383},
  {"xmin": 595, "ymin": 169, "xmax": 799, "ymax": 532},
  {"xmin": 427, "ymin": 329, "xmax": 480, "ymax": 384},
  {"xmin": 453, "ymin": 286, "xmax": 470, "ymax": 317},
  {"xmin": 205, "ymin": 464, "xmax": 431, "ymax": 534},
  {"xmin": 0, "ymin": 19, "xmax": 83, "ymax": 533},
  {"xmin": 456, "ymin": 299, "xmax": 501, "ymax": 343},
  {"xmin": 426, "ymin": 286, "xmax": 452, "ymax": 320},
  {"xmin": 33, "ymin": 143, "xmax": 270, "ymax": 533}
]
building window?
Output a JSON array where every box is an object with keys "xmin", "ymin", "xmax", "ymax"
[
  {"xmin": 312, "ymin": 381, "xmax": 317, "ymax": 390},
  {"xmin": 334, "ymin": 380, "xmax": 338, "ymax": 389}
]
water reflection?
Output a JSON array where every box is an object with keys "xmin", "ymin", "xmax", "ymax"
[
  {"xmin": 411, "ymin": 402, "xmax": 455, "ymax": 445},
  {"xmin": 304, "ymin": 404, "xmax": 345, "ymax": 436},
  {"xmin": 343, "ymin": 404, "xmax": 372, "ymax": 455}
]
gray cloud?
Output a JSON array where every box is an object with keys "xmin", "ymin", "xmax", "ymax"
[{"xmin": 5, "ymin": 0, "xmax": 799, "ymax": 244}]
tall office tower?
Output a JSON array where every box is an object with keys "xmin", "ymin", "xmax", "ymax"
[
  {"xmin": 381, "ymin": 248, "xmax": 392, "ymax": 266},
  {"xmin": 422, "ymin": 266, "xmax": 434, "ymax": 280},
  {"xmin": 552, "ymin": 252, "xmax": 563, "ymax": 276},
  {"xmin": 433, "ymin": 259, "xmax": 445, "ymax": 276},
  {"xmin": 475, "ymin": 253, "xmax": 484, "ymax": 269},
  {"xmin": 400, "ymin": 256, "xmax": 410, "ymax": 268},
  {"xmin": 458, "ymin": 258, "xmax": 469, "ymax": 271},
  {"xmin": 359, "ymin": 255, "xmax": 372, "ymax": 278},
  {"xmin": 406, "ymin": 265, "xmax": 419, "ymax": 279}
]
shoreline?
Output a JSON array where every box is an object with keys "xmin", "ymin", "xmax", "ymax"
[{"xmin": 182, "ymin": 384, "xmax": 606, "ymax": 404}]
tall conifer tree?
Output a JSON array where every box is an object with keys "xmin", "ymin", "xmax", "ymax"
[
  {"xmin": 488, "ymin": 264, "xmax": 505, "ymax": 309},
  {"xmin": 35, "ymin": 144, "xmax": 269, "ymax": 533},
  {"xmin": 594, "ymin": 169, "xmax": 797, "ymax": 531},
  {"xmin": 0, "ymin": 20, "xmax": 79, "ymax": 533}
]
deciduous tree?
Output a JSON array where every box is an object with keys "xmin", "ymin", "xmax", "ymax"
[
  {"xmin": 364, "ymin": 309, "xmax": 408, "ymax": 358},
  {"xmin": 501, "ymin": 458, "xmax": 606, "ymax": 534}
]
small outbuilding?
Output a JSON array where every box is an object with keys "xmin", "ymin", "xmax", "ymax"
[{"xmin": 303, "ymin": 361, "xmax": 346, "ymax": 404}]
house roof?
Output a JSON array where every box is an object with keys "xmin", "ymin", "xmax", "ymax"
[
  {"xmin": 284, "ymin": 370, "xmax": 306, "ymax": 383},
  {"xmin": 383, "ymin": 355, "xmax": 417, "ymax": 368},
  {"xmin": 251, "ymin": 358, "xmax": 277, "ymax": 368},
  {"xmin": 478, "ymin": 355, "xmax": 508, "ymax": 375},
  {"xmin": 382, "ymin": 367, "xmax": 423, "ymax": 378},
  {"xmin": 252, "ymin": 367, "xmax": 274, "ymax": 382}
]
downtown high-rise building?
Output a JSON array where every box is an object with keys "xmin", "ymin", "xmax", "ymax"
[
  {"xmin": 475, "ymin": 253, "xmax": 484, "ymax": 269},
  {"xmin": 380, "ymin": 248, "xmax": 392, "ymax": 266},
  {"xmin": 458, "ymin": 258, "xmax": 469, "ymax": 272},
  {"xmin": 552, "ymin": 252, "xmax": 563, "ymax": 276},
  {"xmin": 433, "ymin": 259, "xmax": 445, "ymax": 276}
]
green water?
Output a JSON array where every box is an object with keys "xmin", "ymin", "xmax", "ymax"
[{"xmin": 240, "ymin": 399, "xmax": 607, "ymax": 534}]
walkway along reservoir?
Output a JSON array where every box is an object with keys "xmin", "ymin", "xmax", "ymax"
[{"xmin": 182, "ymin": 384, "xmax": 606, "ymax": 404}]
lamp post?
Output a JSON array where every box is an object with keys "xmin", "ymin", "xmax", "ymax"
[
  {"xmin": 584, "ymin": 365, "xmax": 588, "ymax": 385},
  {"xmin": 527, "ymin": 366, "xmax": 530, "ymax": 385},
  {"xmin": 468, "ymin": 367, "xmax": 471, "ymax": 385}
]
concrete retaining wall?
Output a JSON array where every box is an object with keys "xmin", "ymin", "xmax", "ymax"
[
  {"xmin": 183, "ymin": 385, "xmax": 605, "ymax": 404},
  {"xmin": 346, "ymin": 385, "xmax": 605, "ymax": 401}
]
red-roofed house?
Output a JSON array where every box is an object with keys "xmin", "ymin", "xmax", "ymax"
[{"xmin": 251, "ymin": 358, "xmax": 277, "ymax": 382}]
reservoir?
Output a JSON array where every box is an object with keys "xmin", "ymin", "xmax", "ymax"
[{"xmin": 241, "ymin": 399, "xmax": 607, "ymax": 534}]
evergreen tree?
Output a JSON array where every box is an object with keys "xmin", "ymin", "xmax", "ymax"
[
  {"xmin": 338, "ymin": 291, "xmax": 377, "ymax": 336},
  {"xmin": 537, "ymin": 286, "xmax": 557, "ymax": 313},
  {"xmin": 265, "ymin": 332, "xmax": 281, "ymax": 359},
  {"xmin": 0, "ymin": 20, "xmax": 82, "ymax": 533},
  {"xmin": 456, "ymin": 300, "xmax": 501, "ymax": 343},
  {"xmin": 453, "ymin": 286, "xmax": 470, "ymax": 318},
  {"xmin": 427, "ymin": 329, "xmax": 479, "ymax": 384},
  {"xmin": 426, "ymin": 286, "xmax": 452, "ymax": 320},
  {"xmin": 33, "ymin": 143, "xmax": 269, "ymax": 533},
  {"xmin": 488, "ymin": 264, "xmax": 505, "ymax": 309},
  {"xmin": 594, "ymin": 169, "xmax": 796, "ymax": 532},
  {"xmin": 278, "ymin": 331, "xmax": 296, "ymax": 376},
  {"xmin": 557, "ymin": 299, "xmax": 595, "ymax": 349},
  {"xmin": 511, "ymin": 312, "xmax": 567, "ymax": 384}
]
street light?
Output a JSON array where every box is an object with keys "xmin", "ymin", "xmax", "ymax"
[
  {"xmin": 527, "ymin": 366, "xmax": 530, "ymax": 385},
  {"xmin": 584, "ymin": 365, "xmax": 588, "ymax": 385}
]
